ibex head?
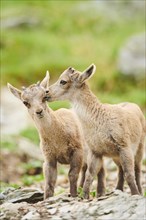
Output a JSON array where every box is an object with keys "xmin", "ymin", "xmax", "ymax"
[
  {"xmin": 48, "ymin": 64, "xmax": 96, "ymax": 101},
  {"xmin": 7, "ymin": 71, "xmax": 50, "ymax": 119}
]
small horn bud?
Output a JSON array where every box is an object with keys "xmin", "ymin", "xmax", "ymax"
[
  {"xmin": 22, "ymin": 86, "xmax": 26, "ymax": 90},
  {"xmin": 68, "ymin": 67, "xmax": 75, "ymax": 73}
]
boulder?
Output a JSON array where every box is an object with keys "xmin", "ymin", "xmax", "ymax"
[
  {"xmin": 118, "ymin": 33, "xmax": 145, "ymax": 79},
  {"xmin": 2, "ymin": 187, "xmax": 43, "ymax": 204}
]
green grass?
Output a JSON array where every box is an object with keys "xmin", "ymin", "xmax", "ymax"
[
  {"xmin": 0, "ymin": 182, "xmax": 20, "ymax": 193},
  {"xmin": 55, "ymin": 188, "xmax": 65, "ymax": 196},
  {"xmin": 21, "ymin": 174, "xmax": 43, "ymax": 186},
  {"xmin": 1, "ymin": 138, "xmax": 17, "ymax": 151},
  {"xmin": 49, "ymin": 101, "xmax": 70, "ymax": 110},
  {"xmin": 21, "ymin": 160, "xmax": 42, "ymax": 172},
  {"xmin": 77, "ymin": 186, "xmax": 84, "ymax": 198},
  {"xmin": 142, "ymin": 159, "xmax": 146, "ymax": 166},
  {"xmin": 1, "ymin": 0, "xmax": 145, "ymax": 109},
  {"xmin": 78, "ymin": 187, "xmax": 96, "ymax": 198},
  {"xmin": 58, "ymin": 165, "xmax": 68, "ymax": 175},
  {"xmin": 20, "ymin": 127, "xmax": 39, "ymax": 145}
]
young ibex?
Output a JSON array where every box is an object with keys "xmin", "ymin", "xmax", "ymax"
[
  {"xmin": 48, "ymin": 64, "xmax": 145, "ymax": 198},
  {"xmin": 7, "ymin": 73, "xmax": 85, "ymax": 199}
]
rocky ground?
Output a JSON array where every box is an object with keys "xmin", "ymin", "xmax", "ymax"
[
  {"xmin": 1, "ymin": 145, "xmax": 146, "ymax": 220},
  {"xmin": 0, "ymin": 187, "xmax": 145, "ymax": 220}
]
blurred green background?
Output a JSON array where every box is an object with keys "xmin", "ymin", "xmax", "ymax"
[
  {"xmin": 1, "ymin": 0, "xmax": 145, "ymax": 191},
  {"xmin": 1, "ymin": 0, "xmax": 145, "ymax": 108}
]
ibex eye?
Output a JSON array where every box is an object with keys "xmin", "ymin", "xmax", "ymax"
[
  {"xmin": 45, "ymin": 90, "xmax": 49, "ymax": 93},
  {"xmin": 23, "ymin": 101, "xmax": 30, "ymax": 108},
  {"xmin": 60, "ymin": 80, "xmax": 67, "ymax": 85},
  {"xmin": 43, "ymin": 96, "xmax": 49, "ymax": 102}
]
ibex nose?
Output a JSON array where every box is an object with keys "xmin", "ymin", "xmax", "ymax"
[{"xmin": 36, "ymin": 109, "xmax": 43, "ymax": 115}]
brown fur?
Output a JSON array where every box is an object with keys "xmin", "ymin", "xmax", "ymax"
[
  {"xmin": 48, "ymin": 64, "xmax": 145, "ymax": 198},
  {"xmin": 7, "ymin": 73, "xmax": 84, "ymax": 199}
]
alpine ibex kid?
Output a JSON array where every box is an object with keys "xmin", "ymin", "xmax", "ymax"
[
  {"xmin": 48, "ymin": 64, "xmax": 145, "ymax": 198},
  {"xmin": 8, "ymin": 73, "xmax": 85, "ymax": 199}
]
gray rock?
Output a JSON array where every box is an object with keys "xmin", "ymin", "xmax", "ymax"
[
  {"xmin": 0, "ymin": 193, "xmax": 6, "ymax": 205},
  {"xmin": 0, "ymin": 202, "xmax": 33, "ymax": 220},
  {"xmin": 45, "ymin": 193, "xmax": 67, "ymax": 205},
  {"xmin": 1, "ymin": 16, "xmax": 39, "ymax": 29},
  {"xmin": 2, "ymin": 187, "xmax": 16, "ymax": 195},
  {"xmin": 1, "ymin": 188, "xmax": 146, "ymax": 220},
  {"xmin": 51, "ymin": 217, "xmax": 62, "ymax": 220},
  {"xmin": 88, "ymin": 205, "xmax": 97, "ymax": 215},
  {"xmin": 61, "ymin": 196, "xmax": 74, "ymax": 203},
  {"xmin": 48, "ymin": 207, "xmax": 57, "ymax": 215},
  {"xmin": 1, "ymin": 87, "xmax": 31, "ymax": 135},
  {"xmin": 18, "ymin": 138, "xmax": 43, "ymax": 161},
  {"xmin": 21, "ymin": 211, "xmax": 41, "ymax": 220},
  {"xmin": 4, "ymin": 188, "xmax": 43, "ymax": 203},
  {"xmin": 76, "ymin": 0, "xmax": 145, "ymax": 23},
  {"xmin": 118, "ymin": 33, "xmax": 145, "ymax": 79},
  {"xmin": 0, "ymin": 193, "xmax": 6, "ymax": 200}
]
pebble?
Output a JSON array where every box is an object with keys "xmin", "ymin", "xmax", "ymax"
[
  {"xmin": 21, "ymin": 211, "xmax": 41, "ymax": 220},
  {"xmin": 48, "ymin": 207, "xmax": 57, "ymax": 215}
]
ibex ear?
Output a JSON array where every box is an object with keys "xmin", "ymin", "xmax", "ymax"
[
  {"xmin": 40, "ymin": 71, "xmax": 50, "ymax": 89},
  {"xmin": 79, "ymin": 64, "xmax": 96, "ymax": 83},
  {"xmin": 7, "ymin": 83, "xmax": 22, "ymax": 100}
]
